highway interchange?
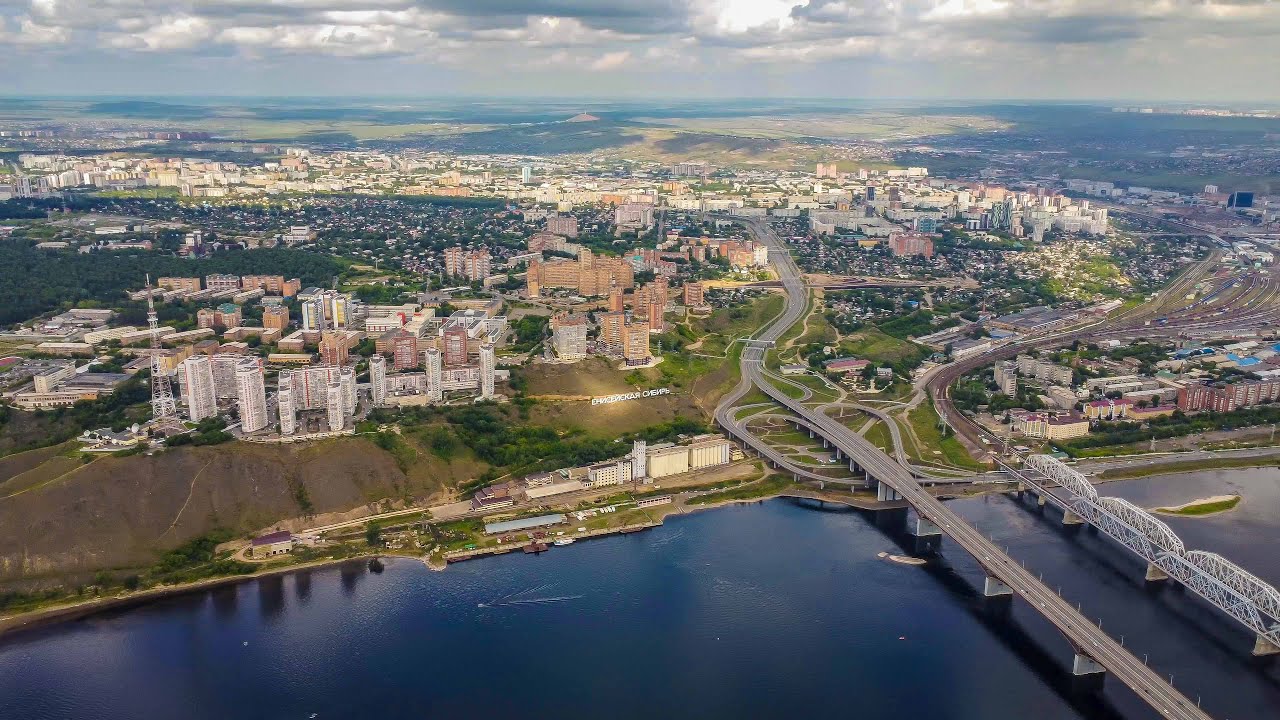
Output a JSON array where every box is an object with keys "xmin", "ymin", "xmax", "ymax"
[{"xmin": 713, "ymin": 217, "xmax": 1245, "ymax": 720}]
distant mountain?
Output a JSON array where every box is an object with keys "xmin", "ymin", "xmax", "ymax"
[{"xmin": 565, "ymin": 113, "xmax": 601, "ymax": 123}]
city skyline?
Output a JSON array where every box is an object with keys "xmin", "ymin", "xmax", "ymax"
[{"xmin": 1, "ymin": 0, "xmax": 1278, "ymax": 102}]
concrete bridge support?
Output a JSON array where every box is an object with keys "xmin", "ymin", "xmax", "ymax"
[
  {"xmin": 1145, "ymin": 562, "xmax": 1169, "ymax": 582},
  {"xmin": 983, "ymin": 576, "xmax": 1014, "ymax": 598},
  {"xmin": 1253, "ymin": 635, "xmax": 1280, "ymax": 657},
  {"xmin": 875, "ymin": 480, "xmax": 902, "ymax": 502},
  {"xmin": 912, "ymin": 517, "xmax": 943, "ymax": 554},
  {"xmin": 1072, "ymin": 652, "xmax": 1106, "ymax": 678},
  {"xmin": 1062, "ymin": 508, "xmax": 1085, "ymax": 526}
]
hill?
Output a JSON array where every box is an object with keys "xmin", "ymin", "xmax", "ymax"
[{"xmin": 0, "ymin": 437, "xmax": 480, "ymax": 589}]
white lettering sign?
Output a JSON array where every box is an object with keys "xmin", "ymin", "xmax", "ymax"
[{"xmin": 591, "ymin": 388, "xmax": 672, "ymax": 406}]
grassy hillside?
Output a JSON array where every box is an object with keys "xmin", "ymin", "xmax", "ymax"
[{"xmin": 0, "ymin": 436, "xmax": 480, "ymax": 588}]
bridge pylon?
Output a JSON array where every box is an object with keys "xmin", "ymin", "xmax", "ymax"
[
  {"xmin": 1254, "ymin": 634, "xmax": 1280, "ymax": 657},
  {"xmin": 983, "ymin": 576, "xmax": 1013, "ymax": 598}
]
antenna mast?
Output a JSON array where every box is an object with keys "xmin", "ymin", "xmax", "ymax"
[{"xmin": 146, "ymin": 274, "xmax": 178, "ymax": 423}]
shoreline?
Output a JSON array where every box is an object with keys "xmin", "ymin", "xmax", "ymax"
[
  {"xmin": 0, "ymin": 550, "xmax": 417, "ymax": 642},
  {"xmin": 0, "ymin": 488, "xmax": 891, "ymax": 640}
]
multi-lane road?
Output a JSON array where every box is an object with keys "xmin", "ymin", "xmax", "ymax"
[{"xmin": 715, "ymin": 217, "xmax": 1215, "ymax": 720}]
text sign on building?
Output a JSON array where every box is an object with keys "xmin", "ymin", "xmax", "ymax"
[{"xmin": 591, "ymin": 388, "xmax": 671, "ymax": 406}]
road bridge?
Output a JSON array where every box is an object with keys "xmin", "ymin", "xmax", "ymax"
[{"xmin": 714, "ymin": 216, "xmax": 1216, "ymax": 720}]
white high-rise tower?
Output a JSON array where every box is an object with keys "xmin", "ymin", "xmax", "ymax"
[
  {"xmin": 369, "ymin": 355, "xmax": 387, "ymax": 407},
  {"xmin": 178, "ymin": 355, "xmax": 217, "ymax": 422},
  {"xmin": 340, "ymin": 366, "xmax": 356, "ymax": 414},
  {"xmin": 326, "ymin": 380, "xmax": 345, "ymax": 431},
  {"xmin": 425, "ymin": 347, "xmax": 443, "ymax": 403},
  {"xmin": 479, "ymin": 342, "xmax": 495, "ymax": 400},
  {"xmin": 277, "ymin": 372, "xmax": 297, "ymax": 435},
  {"xmin": 236, "ymin": 360, "xmax": 268, "ymax": 433}
]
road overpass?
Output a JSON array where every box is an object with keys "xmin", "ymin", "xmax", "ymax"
[{"xmin": 714, "ymin": 216, "xmax": 1215, "ymax": 720}]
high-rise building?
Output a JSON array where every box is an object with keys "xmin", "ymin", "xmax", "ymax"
[
  {"xmin": 442, "ymin": 326, "xmax": 468, "ymax": 366},
  {"xmin": 546, "ymin": 215, "xmax": 579, "ymax": 238},
  {"xmin": 301, "ymin": 295, "xmax": 326, "ymax": 332},
  {"xmin": 597, "ymin": 311, "xmax": 625, "ymax": 354},
  {"xmin": 340, "ymin": 366, "xmax": 356, "ymax": 415},
  {"xmin": 521, "ymin": 166, "xmax": 533, "ymax": 184},
  {"xmin": 278, "ymin": 373, "xmax": 297, "ymax": 435},
  {"xmin": 425, "ymin": 347, "xmax": 443, "ymax": 402},
  {"xmin": 443, "ymin": 246, "xmax": 465, "ymax": 277},
  {"xmin": 479, "ymin": 342, "xmax": 495, "ymax": 400},
  {"xmin": 328, "ymin": 293, "xmax": 349, "ymax": 329},
  {"xmin": 646, "ymin": 279, "xmax": 668, "ymax": 332},
  {"xmin": 319, "ymin": 331, "xmax": 349, "ymax": 366},
  {"xmin": 179, "ymin": 355, "xmax": 217, "ymax": 422},
  {"xmin": 622, "ymin": 321, "xmax": 650, "ymax": 363},
  {"xmin": 391, "ymin": 333, "xmax": 419, "ymax": 371},
  {"xmin": 608, "ymin": 283, "xmax": 625, "ymax": 313},
  {"xmin": 285, "ymin": 365, "xmax": 344, "ymax": 410},
  {"xmin": 369, "ymin": 355, "xmax": 387, "ymax": 408},
  {"xmin": 326, "ymin": 381, "xmax": 345, "ymax": 432},
  {"xmin": 209, "ymin": 354, "xmax": 243, "ymax": 399},
  {"xmin": 551, "ymin": 313, "xmax": 589, "ymax": 360},
  {"xmin": 236, "ymin": 360, "xmax": 268, "ymax": 433},
  {"xmin": 683, "ymin": 282, "xmax": 706, "ymax": 308}
]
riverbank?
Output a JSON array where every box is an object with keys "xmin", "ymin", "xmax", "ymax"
[
  {"xmin": 0, "ymin": 550, "xmax": 417, "ymax": 641},
  {"xmin": 0, "ymin": 484, "xmax": 896, "ymax": 638},
  {"xmin": 1094, "ymin": 453, "xmax": 1280, "ymax": 481}
]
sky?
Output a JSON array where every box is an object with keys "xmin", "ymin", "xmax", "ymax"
[{"xmin": 1, "ymin": 0, "xmax": 1278, "ymax": 101}]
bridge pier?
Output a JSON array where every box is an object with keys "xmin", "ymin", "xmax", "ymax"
[
  {"xmin": 983, "ymin": 576, "xmax": 1013, "ymax": 598},
  {"xmin": 875, "ymin": 480, "xmax": 901, "ymax": 502},
  {"xmin": 1062, "ymin": 508, "xmax": 1085, "ymax": 526},
  {"xmin": 1253, "ymin": 634, "xmax": 1280, "ymax": 657},
  {"xmin": 1072, "ymin": 653, "xmax": 1105, "ymax": 676},
  {"xmin": 1145, "ymin": 562, "xmax": 1169, "ymax": 583},
  {"xmin": 912, "ymin": 517, "xmax": 942, "ymax": 555}
]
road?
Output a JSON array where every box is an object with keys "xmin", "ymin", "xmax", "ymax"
[{"xmin": 715, "ymin": 216, "xmax": 1214, "ymax": 720}]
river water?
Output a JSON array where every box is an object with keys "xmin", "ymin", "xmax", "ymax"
[{"xmin": 1, "ymin": 468, "xmax": 1277, "ymax": 720}]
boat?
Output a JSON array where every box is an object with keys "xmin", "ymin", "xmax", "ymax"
[
  {"xmin": 553, "ymin": 538, "xmax": 576, "ymax": 546},
  {"xmin": 523, "ymin": 542, "xmax": 548, "ymax": 554}
]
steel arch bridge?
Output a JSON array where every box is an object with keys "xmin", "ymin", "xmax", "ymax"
[{"xmin": 1010, "ymin": 454, "xmax": 1280, "ymax": 655}]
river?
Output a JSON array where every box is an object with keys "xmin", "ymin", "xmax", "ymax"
[{"xmin": 1, "ymin": 468, "xmax": 1277, "ymax": 720}]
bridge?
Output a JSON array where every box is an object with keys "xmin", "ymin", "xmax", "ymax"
[
  {"xmin": 714, "ymin": 217, "xmax": 1217, "ymax": 720},
  {"xmin": 1003, "ymin": 455, "xmax": 1280, "ymax": 657}
]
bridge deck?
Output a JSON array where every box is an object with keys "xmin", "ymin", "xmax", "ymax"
[{"xmin": 714, "ymin": 216, "xmax": 1214, "ymax": 720}]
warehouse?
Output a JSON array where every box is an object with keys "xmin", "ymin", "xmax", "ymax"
[{"xmin": 484, "ymin": 514, "xmax": 567, "ymax": 535}]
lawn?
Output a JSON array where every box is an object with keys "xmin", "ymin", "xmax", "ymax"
[
  {"xmin": 906, "ymin": 401, "xmax": 985, "ymax": 471},
  {"xmin": 841, "ymin": 327, "xmax": 929, "ymax": 365},
  {"xmin": 685, "ymin": 474, "xmax": 794, "ymax": 505},
  {"xmin": 864, "ymin": 421, "xmax": 894, "ymax": 453}
]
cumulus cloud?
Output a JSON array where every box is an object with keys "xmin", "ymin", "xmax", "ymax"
[{"xmin": 0, "ymin": 0, "xmax": 1277, "ymax": 97}]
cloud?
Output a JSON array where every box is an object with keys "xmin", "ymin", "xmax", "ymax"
[
  {"xmin": 0, "ymin": 0, "xmax": 1277, "ymax": 98},
  {"xmin": 588, "ymin": 50, "xmax": 630, "ymax": 70}
]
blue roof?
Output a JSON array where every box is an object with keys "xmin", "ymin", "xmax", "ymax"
[
  {"xmin": 1227, "ymin": 353, "xmax": 1242, "ymax": 362},
  {"xmin": 1237, "ymin": 358, "xmax": 1261, "ymax": 367}
]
